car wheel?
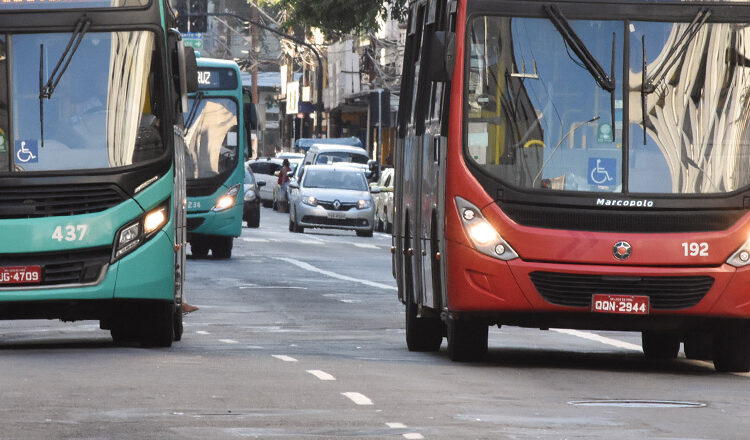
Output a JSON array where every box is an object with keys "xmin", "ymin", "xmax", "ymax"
[
  {"xmin": 248, "ymin": 209, "xmax": 260, "ymax": 228},
  {"xmin": 262, "ymin": 199, "xmax": 273, "ymax": 208},
  {"xmin": 288, "ymin": 216, "xmax": 295, "ymax": 232},
  {"xmin": 641, "ymin": 331, "xmax": 680, "ymax": 359},
  {"xmin": 356, "ymin": 229, "xmax": 373, "ymax": 237}
]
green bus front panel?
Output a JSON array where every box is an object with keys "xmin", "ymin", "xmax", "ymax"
[
  {"xmin": 187, "ymin": 165, "xmax": 245, "ymax": 238},
  {"xmin": 0, "ymin": 171, "xmax": 176, "ymax": 303}
]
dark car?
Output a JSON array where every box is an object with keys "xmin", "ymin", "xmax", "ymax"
[{"xmin": 243, "ymin": 164, "xmax": 265, "ymax": 228}]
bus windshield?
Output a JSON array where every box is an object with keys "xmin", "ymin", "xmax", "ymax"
[
  {"xmin": 184, "ymin": 97, "xmax": 239, "ymax": 181},
  {"xmin": 465, "ymin": 15, "xmax": 750, "ymax": 194},
  {"xmin": 1, "ymin": 31, "xmax": 162, "ymax": 173}
]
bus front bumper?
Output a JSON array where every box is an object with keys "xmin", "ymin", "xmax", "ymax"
[{"xmin": 187, "ymin": 204, "xmax": 243, "ymax": 238}]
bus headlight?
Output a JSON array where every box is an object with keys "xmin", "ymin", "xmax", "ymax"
[
  {"xmin": 212, "ymin": 184, "xmax": 241, "ymax": 212},
  {"xmin": 727, "ymin": 237, "xmax": 750, "ymax": 267},
  {"xmin": 455, "ymin": 196, "xmax": 518, "ymax": 261},
  {"xmin": 113, "ymin": 200, "xmax": 170, "ymax": 262}
]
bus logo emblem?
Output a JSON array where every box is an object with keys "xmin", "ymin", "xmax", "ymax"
[{"xmin": 613, "ymin": 241, "xmax": 632, "ymax": 260}]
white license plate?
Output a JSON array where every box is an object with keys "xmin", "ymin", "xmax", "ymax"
[
  {"xmin": 327, "ymin": 212, "xmax": 346, "ymax": 219},
  {"xmin": 592, "ymin": 294, "xmax": 649, "ymax": 315}
]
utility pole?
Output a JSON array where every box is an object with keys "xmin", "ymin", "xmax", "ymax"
[{"xmin": 251, "ymin": 2, "xmax": 259, "ymax": 106}]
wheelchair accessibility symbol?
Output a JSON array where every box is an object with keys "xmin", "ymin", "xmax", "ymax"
[
  {"xmin": 15, "ymin": 140, "xmax": 38, "ymax": 164},
  {"xmin": 588, "ymin": 158, "xmax": 616, "ymax": 186}
]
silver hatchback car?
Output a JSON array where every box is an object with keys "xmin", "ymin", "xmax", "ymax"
[{"xmin": 288, "ymin": 165, "xmax": 378, "ymax": 237}]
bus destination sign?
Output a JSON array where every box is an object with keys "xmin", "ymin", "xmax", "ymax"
[{"xmin": 196, "ymin": 68, "xmax": 238, "ymax": 91}]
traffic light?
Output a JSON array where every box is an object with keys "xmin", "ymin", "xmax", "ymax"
[{"xmin": 188, "ymin": 0, "xmax": 207, "ymax": 33}]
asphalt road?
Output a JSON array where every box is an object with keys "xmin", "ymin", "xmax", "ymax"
[{"xmin": 1, "ymin": 207, "xmax": 750, "ymax": 439}]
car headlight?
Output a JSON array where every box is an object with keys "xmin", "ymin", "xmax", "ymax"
[
  {"xmin": 357, "ymin": 199, "xmax": 371, "ymax": 209},
  {"xmin": 727, "ymin": 237, "xmax": 750, "ymax": 267},
  {"xmin": 302, "ymin": 195, "xmax": 318, "ymax": 207},
  {"xmin": 113, "ymin": 200, "xmax": 170, "ymax": 262},
  {"xmin": 244, "ymin": 185, "xmax": 257, "ymax": 201},
  {"xmin": 455, "ymin": 196, "xmax": 518, "ymax": 261},
  {"xmin": 212, "ymin": 184, "xmax": 241, "ymax": 212}
]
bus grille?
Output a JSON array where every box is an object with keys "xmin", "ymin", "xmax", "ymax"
[
  {"xmin": 0, "ymin": 184, "xmax": 125, "ymax": 219},
  {"xmin": 529, "ymin": 271, "xmax": 714, "ymax": 310},
  {"xmin": 186, "ymin": 217, "xmax": 205, "ymax": 231},
  {"xmin": 0, "ymin": 248, "xmax": 111, "ymax": 288}
]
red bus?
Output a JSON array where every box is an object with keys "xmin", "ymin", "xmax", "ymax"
[{"xmin": 394, "ymin": 0, "xmax": 750, "ymax": 371}]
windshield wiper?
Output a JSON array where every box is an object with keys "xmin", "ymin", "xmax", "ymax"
[
  {"xmin": 640, "ymin": 9, "xmax": 711, "ymax": 144},
  {"xmin": 532, "ymin": 116, "xmax": 599, "ymax": 188},
  {"xmin": 544, "ymin": 5, "xmax": 616, "ymax": 128},
  {"xmin": 38, "ymin": 16, "xmax": 91, "ymax": 148},
  {"xmin": 183, "ymin": 91, "xmax": 205, "ymax": 134}
]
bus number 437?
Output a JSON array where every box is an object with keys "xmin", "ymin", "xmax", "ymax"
[{"xmin": 52, "ymin": 225, "xmax": 88, "ymax": 242}]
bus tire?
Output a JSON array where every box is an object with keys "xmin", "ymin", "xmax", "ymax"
[
  {"xmin": 641, "ymin": 331, "xmax": 680, "ymax": 359},
  {"xmin": 447, "ymin": 318, "xmax": 488, "ymax": 362},
  {"xmin": 684, "ymin": 333, "xmax": 712, "ymax": 360},
  {"xmin": 173, "ymin": 304, "xmax": 184, "ymax": 342},
  {"xmin": 405, "ymin": 297, "xmax": 442, "ymax": 352},
  {"xmin": 713, "ymin": 324, "xmax": 750, "ymax": 372},
  {"xmin": 212, "ymin": 237, "xmax": 233, "ymax": 259},
  {"xmin": 190, "ymin": 238, "xmax": 209, "ymax": 258},
  {"xmin": 111, "ymin": 324, "xmax": 139, "ymax": 345},
  {"xmin": 140, "ymin": 301, "xmax": 174, "ymax": 348}
]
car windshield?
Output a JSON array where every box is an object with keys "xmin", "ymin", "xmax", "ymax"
[
  {"xmin": 184, "ymin": 97, "xmax": 239, "ymax": 180},
  {"xmin": 303, "ymin": 169, "xmax": 367, "ymax": 191},
  {"xmin": 1, "ymin": 31, "xmax": 162, "ymax": 173},
  {"xmin": 315, "ymin": 151, "xmax": 368, "ymax": 165},
  {"xmin": 465, "ymin": 15, "xmax": 750, "ymax": 194}
]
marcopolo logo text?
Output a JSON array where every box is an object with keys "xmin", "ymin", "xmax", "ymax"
[{"xmin": 596, "ymin": 198, "xmax": 654, "ymax": 208}]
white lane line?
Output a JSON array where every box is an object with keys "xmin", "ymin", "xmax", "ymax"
[
  {"xmin": 403, "ymin": 434, "xmax": 424, "ymax": 440},
  {"xmin": 195, "ymin": 330, "xmax": 210, "ymax": 335},
  {"xmin": 275, "ymin": 257, "xmax": 396, "ymax": 291},
  {"xmin": 272, "ymin": 355, "xmax": 299, "ymax": 362},
  {"xmin": 298, "ymin": 240, "xmax": 324, "ymax": 245},
  {"xmin": 341, "ymin": 392, "xmax": 373, "ymax": 405},
  {"xmin": 303, "ymin": 235, "xmax": 327, "ymax": 243},
  {"xmin": 240, "ymin": 237, "xmax": 269, "ymax": 243},
  {"xmin": 551, "ymin": 328, "xmax": 642, "ymax": 352},
  {"xmin": 386, "ymin": 423, "xmax": 407, "ymax": 429},
  {"xmin": 219, "ymin": 339, "xmax": 238, "ymax": 344},
  {"xmin": 353, "ymin": 243, "xmax": 379, "ymax": 249},
  {"xmin": 306, "ymin": 370, "xmax": 336, "ymax": 381}
]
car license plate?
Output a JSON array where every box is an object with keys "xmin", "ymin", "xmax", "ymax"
[
  {"xmin": 592, "ymin": 294, "xmax": 649, "ymax": 315},
  {"xmin": 0, "ymin": 266, "xmax": 42, "ymax": 285},
  {"xmin": 327, "ymin": 211, "xmax": 346, "ymax": 219}
]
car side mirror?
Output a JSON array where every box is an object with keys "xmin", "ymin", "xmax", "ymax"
[
  {"xmin": 256, "ymin": 181, "xmax": 266, "ymax": 187},
  {"xmin": 370, "ymin": 186, "xmax": 381, "ymax": 194},
  {"xmin": 289, "ymin": 182, "xmax": 299, "ymax": 189}
]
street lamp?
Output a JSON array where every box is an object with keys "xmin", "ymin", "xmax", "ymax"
[{"xmin": 189, "ymin": 11, "xmax": 325, "ymax": 138}]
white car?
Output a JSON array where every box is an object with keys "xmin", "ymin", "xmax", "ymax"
[
  {"xmin": 372, "ymin": 167, "xmax": 394, "ymax": 232},
  {"xmin": 288, "ymin": 165, "xmax": 378, "ymax": 237},
  {"xmin": 246, "ymin": 157, "xmax": 284, "ymax": 208}
]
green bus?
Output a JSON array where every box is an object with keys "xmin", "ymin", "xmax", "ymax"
[
  {"xmin": 0, "ymin": 0, "xmax": 197, "ymax": 346},
  {"xmin": 184, "ymin": 57, "xmax": 253, "ymax": 259}
]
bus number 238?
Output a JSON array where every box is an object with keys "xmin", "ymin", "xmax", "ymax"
[
  {"xmin": 52, "ymin": 225, "xmax": 88, "ymax": 242},
  {"xmin": 682, "ymin": 242, "xmax": 708, "ymax": 257}
]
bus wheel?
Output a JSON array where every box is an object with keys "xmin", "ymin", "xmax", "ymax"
[
  {"xmin": 684, "ymin": 333, "xmax": 712, "ymax": 360},
  {"xmin": 405, "ymin": 298, "xmax": 442, "ymax": 352},
  {"xmin": 212, "ymin": 237, "xmax": 233, "ymax": 259},
  {"xmin": 140, "ymin": 301, "xmax": 174, "ymax": 348},
  {"xmin": 641, "ymin": 331, "xmax": 680, "ymax": 359},
  {"xmin": 447, "ymin": 318, "xmax": 488, "ymax": 362},
  {"xmin": 173, "ymin": 304, "xmax": 184, "ymax": 342},
  {"xmin": 713, "ymin": 324, "xmax": 750, "ymax": 372},
  {"xmin": 111, "ymin": 324, "xmax": 139, "ymax": 345},
  {"xmin": 190, "ymin": 239, "xmax": 209, "ymax": 258}
]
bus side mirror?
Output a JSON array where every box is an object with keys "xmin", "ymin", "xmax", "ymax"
[
  {"xmin": 429, "ymin": 31, "xmax": 456, "ymax": 83},
  {"xmin": 184, "ymin": 46, "xmax": 199, "ymax": 93}
]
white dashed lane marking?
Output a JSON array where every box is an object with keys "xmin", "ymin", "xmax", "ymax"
[
  {"xmin": 272, "ymin": 355, "xmax": 299, "ymax": 362},
  {"xmin": 306, "ymin": 370, "xmax": 336, "ymax": 381},
  {"xmin": 195, "ymin": 330, "xmax": 210, "ymax": 335},
  {"xmin": 551, "ymin": 328, "xmax": 642, "ymax": 352},
  {"xmin": 219, "ymin": 339, "xmax": 238, "ymax": 344},
  {"xmin": 275, "ymin": 257, "xmax": 396, "ymax": 291},
  {"xmin": 403, "ymin": 433, "xmax": 424, "ymax": 439},
  {"xmin": 341, "ymin": 392, "xmax": 373, "ymax": 406},
  {"xmin": 386, "ymin": 423, "xmax": 407, "ymax": 429}
]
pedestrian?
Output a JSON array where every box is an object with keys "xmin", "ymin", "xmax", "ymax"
[{"xmin": 278, "ymin": 158, "xmax": 291, "ymax": 193}]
